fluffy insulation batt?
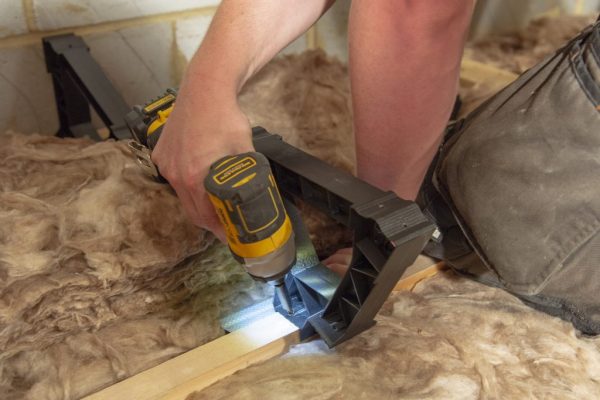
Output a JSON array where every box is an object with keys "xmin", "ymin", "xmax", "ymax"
[
  {"xmin": 2, "ymin": 14, "xmax": 596, "ymax": 399},
  {"xmin": 188, "ymin": 271, "xmax": 600, "ymax": 400},
  {"xmin": 0, "ymin": 50, "xmax": 354, "ymax": 399},
  {"xmin": 458, "ymin": 15, "xmax": 596, "ymax": 116},
  {"xmin": 0, "ymin": 134, "xmax": 270, "ymax": 399},
  {"xmin": 466, "ymin": 15, "xmax": 597, "ymax": 74}
]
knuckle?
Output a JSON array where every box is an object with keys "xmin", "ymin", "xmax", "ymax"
[{"xmin": 197, "ymin": 209, "xmax": 217, "ymax": 226}]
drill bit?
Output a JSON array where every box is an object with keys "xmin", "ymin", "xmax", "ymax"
[{"xmin": 274, "ymin": 280, "xmax": 293, "ymax": 315}]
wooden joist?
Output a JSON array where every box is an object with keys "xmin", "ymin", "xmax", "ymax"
[
  {"xmin": 85, "ymin": 313, "xmax": 299, "ymax": 400},
  {"xmin": 86, "ymin": 258, "xmax": 442, "ymax": 400}
]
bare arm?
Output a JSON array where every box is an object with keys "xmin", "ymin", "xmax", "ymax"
[
  {"xmin": 349, "ymin": 0, "xmax": 475, "ymax": 200},
  {"xmin": 186, "ymin": 0, "xmax": 333, "ymax": 96},
  {"xmin": 152, "ymin": 0, "xmax": 333, "ymax": 239}
]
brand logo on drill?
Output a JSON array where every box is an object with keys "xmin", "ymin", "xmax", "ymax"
[{"xmin": 214, "ymin": 157, "xmax": 256, "ymax": 185}]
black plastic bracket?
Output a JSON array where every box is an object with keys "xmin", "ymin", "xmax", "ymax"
[
  {"xmin": 253, "ymin": 128, "xmax": 435, "ymax": 347},
  {"xmin": 42, "ymin": 32, "xmax": 436, "ymax": 348},
  {"xmin": 43, "ymin": 33, "xmax": 131, "ymax": 140}
]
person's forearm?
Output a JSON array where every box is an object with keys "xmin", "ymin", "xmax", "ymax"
[
  {"xmin": 349, "ymin": 0, "xmax": 475, "ymax": 200},
  {"xmin": 183, "ymin": 0, "xmax": 334, "ymax": 98},
  {"xmin": 151, "ymin": 0, "xmax": 333, "ymax": 234}
]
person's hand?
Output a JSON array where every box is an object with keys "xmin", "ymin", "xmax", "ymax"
[{"xmin": 151, "ymin": 90, "xmax": 254, "ymax": 242}]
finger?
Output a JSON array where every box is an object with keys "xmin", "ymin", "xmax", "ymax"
[
  {"xmin": 326, "ymin": 263, "xmax": 349, "ymax": 277},
  {"xmin": 212, "ymin": 229, "xmax": 228, "ymax": 244},
  {"xmin": 175, "ymin": 184, "xmax": 226, "ymax": 242},
  {"xmin": 171, "ymin": 185, "xmax": 205, "ymax": 227},
  {"xmin": 323, "ymin": 248, "xmax": 353, "ymax": 267},
  {"xmin": 202, "ymin": 216, "xmax": 227, "ymax": 244}
]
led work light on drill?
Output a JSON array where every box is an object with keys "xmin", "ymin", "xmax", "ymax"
[{"xmin": 125, "ymin": 89, "xmax": 295, "ymax": 314}]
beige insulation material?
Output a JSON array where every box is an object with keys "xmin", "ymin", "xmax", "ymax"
[
  {"xmin": 2, "ymin": 13, "xmax": 596, "ymax": 399},
  {"xmin": 0, "ymin": 134, "xmax": 270, "ymax": 399},
  {"xmin": 240, "ymin": 51, "xmax": 355, "ymax": 173},
  {"xmin": 0, "ymin": 51, "xmax": 354, "ymax": 399},
  {"xmin": 466, "ymin": 15, "xmax": 597, "ymax": 74},
  {"xmin": 188, "ymin": 271, "xmax": 600, "ymax": 400},
  {"xmin": 459, "ymin": 15, "xmax": 597, "ymax": 115}
]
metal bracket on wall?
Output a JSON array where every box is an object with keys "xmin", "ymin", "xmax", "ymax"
[{"xmin": 43, "ymin": 33, "xmax": 131, "ymax": 140}]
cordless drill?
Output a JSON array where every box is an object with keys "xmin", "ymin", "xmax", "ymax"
[{"xmin": 125, "ymin": 89, "xmax": 295, "ymax": 313}]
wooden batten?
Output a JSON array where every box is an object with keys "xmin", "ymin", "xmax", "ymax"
[
  {"xmin": 85, "ymin": 313, "xmax": 299, "ymax": 400},
  {"xmin": 86, "ymin": 256, "xmax": 442, "ymax": 399}
]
